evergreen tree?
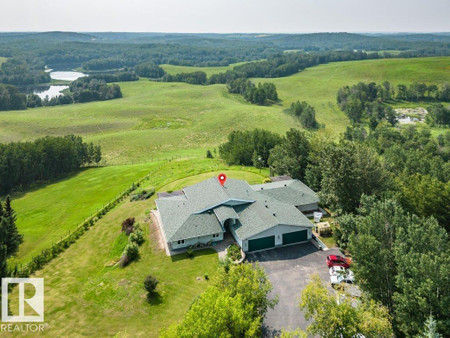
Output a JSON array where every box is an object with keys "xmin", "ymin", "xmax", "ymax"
[{"xmin": 0, "ymin": 197, "xmax": 23, "ymax": 259}]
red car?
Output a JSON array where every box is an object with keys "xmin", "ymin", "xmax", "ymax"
[{"xmin": 326, "ymin": 255, "xmax": 351, "ymax": 269}]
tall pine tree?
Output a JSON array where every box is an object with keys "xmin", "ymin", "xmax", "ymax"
[{"xmin": 0, "ymin": 196, "xmax": 23, "ymax": 277}]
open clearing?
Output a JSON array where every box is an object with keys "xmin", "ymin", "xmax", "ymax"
[
  {"xmin": 1, "ymin": 57, "xmax": 447, "ymax": 165},
  {"xmin": 9, "ymin": 160, "xmax": 267, "ymax": 336},
  {"xmin": 161, "ymin": 61, "xmax": 251, "ymax": 77}
]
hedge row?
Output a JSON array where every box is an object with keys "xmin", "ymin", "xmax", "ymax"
[{"xmin": 12, "ymin": 163, "xmax": 166, "ymax": 277}]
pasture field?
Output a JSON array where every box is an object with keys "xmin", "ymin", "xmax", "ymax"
[
  {"xmin": 0, "ymin": 57, "xmax": 448, "ymax": 166},
  {"xmin": 9, "ymin": 159, "xmax": 268, "ymax": 336},
  {"xmin": 161, "ymin": 61, "xmax": 250, "ymax": 77},
  {"xmin": 0, "ymin": 56, "xmax": 6, "ymax": 65}
]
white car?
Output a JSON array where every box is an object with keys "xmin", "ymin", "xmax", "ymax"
[
  {"xmin": 329, "ymin": 266, "xmax": 355, "ymax": 286},
  {"xmin": 329, "ymin": 266, "xmax": 354, "ymax": 278}
]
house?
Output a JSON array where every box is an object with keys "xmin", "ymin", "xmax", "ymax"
[{"xmin": 155, "ymin": 175, "xmax": 319, "ymax": 253}]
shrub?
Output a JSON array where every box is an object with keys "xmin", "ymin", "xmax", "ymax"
[
  {"xmin": 227, "ymin": 243, "xmax": 242, "ymax": 261},
  {"xmin": 206, "ymin": 150, "xmax": 214, "ymax": 158},
  {"xmin": 121, "ymin": 217, "xmax": 136, "ymax": 235},
  {"xmin": 204, "ymin": 273, "xmax": 209, "ymax": 280},
  {"xmin": 263, "ymin": 177, "xmax": 272, "ymax": 184},
  {"xmin": 130, "ymin": 188, "xmax": 155, "ymax": 202},
  {"xmin": 129, "ymin": 229, "xmax": 145, "ymax": 246},
  {"xmin": 144, "ymin": 274, "xmax": 159, "ymax": 293},
  {"xmin": 120, "ymin": 243, "xmax": 139, "ymax": 267},
  {"xmin": 186, "ymin": 247, "xmax": 194, "ymax": 258}
]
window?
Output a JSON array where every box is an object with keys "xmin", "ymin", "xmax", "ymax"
[{"xmin": 177, "ymin": 240, "xmax": 185, "ymax": 245}]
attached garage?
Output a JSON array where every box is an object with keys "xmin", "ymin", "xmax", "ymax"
[
  {"xmin": 282, "ymin": 229, "xmax": 308, "ymax": 245},
  {"xmin": 248, "ymin": 235, "xmax": 275, "ymax": 252}
]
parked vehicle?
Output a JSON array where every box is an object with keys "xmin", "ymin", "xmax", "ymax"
[
  {"xmin": 329, "ymin": 266, "xmax": 354, "ymax": 278},
  {"xmin": 330, "ymin": 272, "xmax": 355, "ymax": 286},
  {"xmin": 326, "ymin": 254, "xmax": 351, "ymax": 269}
]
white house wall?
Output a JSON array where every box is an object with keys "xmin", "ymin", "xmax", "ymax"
[{"xmin": 170, "ymin": 232, "xmax": 223, "ymax": 250}]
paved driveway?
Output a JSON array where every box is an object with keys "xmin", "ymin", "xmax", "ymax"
[{"xmin": 247, "ymin": 242, "xmax": 342, "ymax": 337}]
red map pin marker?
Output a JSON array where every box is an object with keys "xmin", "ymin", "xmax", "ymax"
[{"xmin": 218, "ymin": 173, "xmax": 227, "ymax": 186}]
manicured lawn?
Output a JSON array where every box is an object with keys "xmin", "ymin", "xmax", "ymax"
[
  {"xmin": 8, "ymin": 160, "xmax": 268, "ymax": 336},
  {"xmin": 1, "ymin": 57, "xmax": 446, "ymax": 165}
]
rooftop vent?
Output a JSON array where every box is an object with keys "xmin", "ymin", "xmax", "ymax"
[
  {"xmin": 265, "ymin": 205, "xmax": 268, "ymax": 208},
  {"xmin": 273, "ymin": 213, "xmax": 276, "ymax": 217},
  {"xmin": 284, "ymin": 184, "xmax": 287, "ymax": 187},
  {"xmin": 261, "ymin": 187, "xmax": 264, "ymax": 190}
]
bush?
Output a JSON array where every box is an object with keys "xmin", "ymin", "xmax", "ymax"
[
  {"xmin": 263, "ymin": 177, "xmax": 272, "ymax": 184},
  {"xmin": 121, "ymin": 217, "xmax": 136, "ymax": 235},
  {"xmin": 227, "ymin": 243, "xmax": 242, "ymax": 261},
  {"xmin": 144, "ymin": 274, "xmax": 159, "ymax": 293},
  {"xmin": 204, "ymin": 273, "xmax": 209, "ymax": 280},
  {"xmin": 120, "ymin": 243, "xmax": 139, "ymax": 267},
  {"xmin": 130, "ymin": 188, "xmax": 155, "ymax": 202},
  {"xmin": 186, "ymin": 247, "xmax": 194, "ymax": 258},
  {"xmin": 129, "ymin": 229, "xmax": 145, "ymax": 246},
  {"xmin": 206, "ymin": 150, "xmax": 214, "ymax": 158}
]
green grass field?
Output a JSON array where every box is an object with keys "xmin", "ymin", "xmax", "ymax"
[
  {"xmin": 9, "ymin": 160, "xmax": 267, "ymax": 336},
  {"xmin": 161, "ymin": 61, "xmax": 251, "ymax": 77},
  {"xmin": 9, "ymin": 162, "xmax": 159, "ymax": 264},
  {"xmin": 0, "ymin": 57, "xmax": 6, "ymax": 65},
  {"xmin": 0, "ymin": 57, "xmax": 448, "ymax": 166}
]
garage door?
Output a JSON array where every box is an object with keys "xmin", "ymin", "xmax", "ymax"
[
  {"xmin": 248, "ymin": 235, "xmax": 275, "ymax": 252},
  {"xmin": 283, "ymin": 229, "xmax": 307, "ymax": 245}
]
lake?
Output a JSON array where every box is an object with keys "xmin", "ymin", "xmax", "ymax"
[
  {"xmin": 31, "ymin": 85, "xmax": 69, "ymax": 100},
  {"xmin": 50, "ymin": 71, "xmax": 87, "ymax": 81}
]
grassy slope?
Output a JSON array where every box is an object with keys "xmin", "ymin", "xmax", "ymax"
[
  {"xmin": 10, "ymin": 163, "xmax": 159, "ymax": 263},
  {"xmin": 0, "ymin": 57, "xmax": 447, "ymax": 165},
  {"xmin": 255, "ymin": 57, "xmax": 450, "ymax": 136},
  {"xmin": 10, "ymin": 160, "xmax": 267, "ymax": 336}
]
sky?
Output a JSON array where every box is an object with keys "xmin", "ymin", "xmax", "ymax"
[{"xmin": 1, "ymin": 0, "xmax": 449, "ymax": 33}]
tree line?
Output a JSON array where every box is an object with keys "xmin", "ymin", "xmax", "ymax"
[
  {"xmin": 337, "ymin": 81, "xmax": 450, "ymax": 124},
  {"xmin": 0, "ymin": 135, "xmax": 101, "ymax": 194}
]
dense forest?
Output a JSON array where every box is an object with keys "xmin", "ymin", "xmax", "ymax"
[
  {"xmin": 219, "ymin": 124, "xmax": 449, "ymax": 336},
  {"xmin": 0, "ymin": 135, "xmax": 101, "ymax": 194},
  {"xmin": 0, "ymin": 57, "xmax": 50, "ymax": 85}
]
